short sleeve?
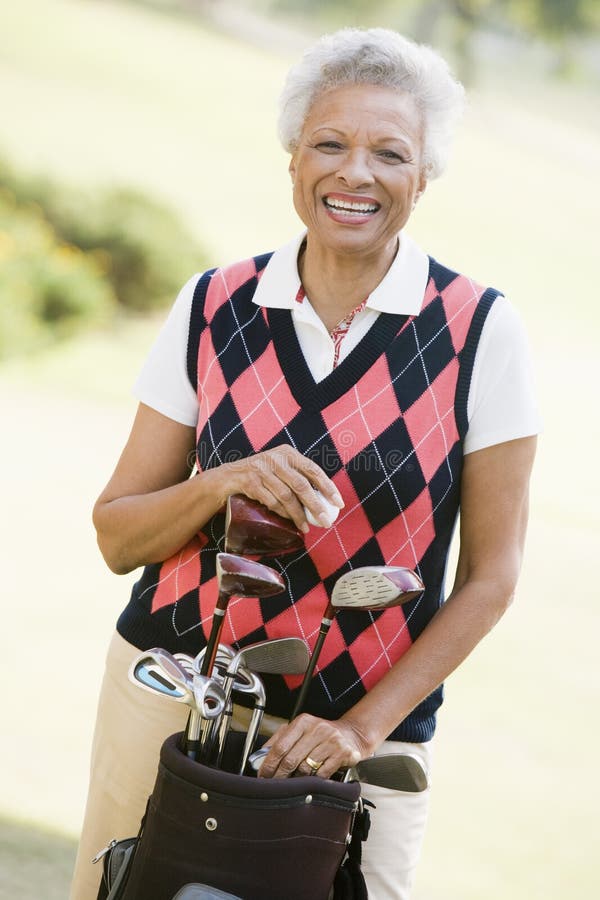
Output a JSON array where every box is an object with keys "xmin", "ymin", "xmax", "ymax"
[
  {"xmin": 132, "ymin": 274, "xmax": 201, "ymax": 426},
  {"xmin": 464, "ymin": 296, "xmax": 542, "ymax": 454}
]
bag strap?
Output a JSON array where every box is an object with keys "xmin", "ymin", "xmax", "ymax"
[{"xmin": 332, "ymin": 797, "xmax": 374, "ymax": 900}]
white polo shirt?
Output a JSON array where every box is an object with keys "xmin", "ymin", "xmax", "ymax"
[{"xmin": 134, "ymin": 232, "xmax": 541, "ymax": 455}]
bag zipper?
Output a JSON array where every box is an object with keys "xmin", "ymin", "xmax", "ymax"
[{"xmin": 92, "ymin": 838, "xmax": 118, "ymax": 864}]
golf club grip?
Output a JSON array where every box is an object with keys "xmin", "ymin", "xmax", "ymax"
[{"xmin": 289, "ymin": 623, "xmax": 330, "ymax": 721}]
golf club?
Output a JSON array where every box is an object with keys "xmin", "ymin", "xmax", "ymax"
[
  {"xmin": 250, "ymin": 748, "xmax": 428, "ymax": 791},
  {"xmin": 290, "ymin": 565, "xmax": 424, "ymax": 720},
  {"xmin": 129, "ymin": 655, "xmax": 226, "ymax": 723},
  {"xmin": 222, "ymin": 668, "xmax": 267, "ymax": 775},
  {"xmin": 224, "ymin": 494, "xmax": 304, "ymax": 556},
  {"xmin": 189, "ymin": 643, "xmax": 236, "ymax": 677},
  {"xmin": 248, "ymin": 565, "xmax": 424, "ymax": 771},
  {"xmin": 199, "ymin": 553, "xmax": 286, "ymax": 680},
  {"xmin": 130, "ymin": 660, "xmax": 190, "ymax": 700},
  {"xmin": 173, "ymin": 652, "xmax": 195, "ymax": 675},
  {"xmin": 129, "ymin": 649, "xmax": 195, "ymax": 705},
  {"xmin": 213, "ymin": 637, "xmax": 310, "ymax": 768},
  {"xmin": 141, "ymin": 647, "xmax": 196, "ymax": 692},
  {"xmin": 184, "ymin": 644, "xmax": 236, "ymax": 760},
  {"xmin": 346, "ymin": 752, "xmax": 429, "ymax": 792}
]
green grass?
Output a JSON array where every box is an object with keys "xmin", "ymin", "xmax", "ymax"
[
  {"xmin": 0, "ymin": 817, "xmax": 77, "ymax": 899},
  {"xmin": 1, "ymin": 1, "xmax": 599, "ymax": 898}
]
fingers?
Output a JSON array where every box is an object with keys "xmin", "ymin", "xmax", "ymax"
[
  {"xmin": 258, "ymin": 715, "xmax": 362, "ymax": 781},
  {"xmin": 227, "ymin": 445, "xmax": 344, "ymax": 533}
]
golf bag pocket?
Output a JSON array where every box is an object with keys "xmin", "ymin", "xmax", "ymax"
[
  {"xmin": 119, "ymin": 732, "xmax": 362, "ymax": 900},
  {"xmin": 95, "ymin": 836, "xmax": 137, "ymax": 900}
]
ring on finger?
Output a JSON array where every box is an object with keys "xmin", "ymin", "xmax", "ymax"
[{"xmin": 305, "ymin": 755, "xmax": 324, "ymax": 774}]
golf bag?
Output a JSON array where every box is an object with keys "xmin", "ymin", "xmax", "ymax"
[{"xmin": 96, "ymin": 731, "xmax": 369, "ymax": 900}]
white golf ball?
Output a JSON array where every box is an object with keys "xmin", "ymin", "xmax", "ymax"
[{"xmin": 304, "ymin": 490, "xmax": 341, "ymax": 528}]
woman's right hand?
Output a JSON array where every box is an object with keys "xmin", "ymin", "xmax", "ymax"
[
  {"xmin": 93, "ymin": 405, "xmax": 343, "ymax": 574},
  {"xmin": 219, "ymin": 443, "xmax": 344, "ymax": 534}
]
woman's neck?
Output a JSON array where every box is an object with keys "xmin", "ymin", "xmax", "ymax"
[{"xmin": 298, "ymin": 236, "xmax": 398, "ymax": 332}]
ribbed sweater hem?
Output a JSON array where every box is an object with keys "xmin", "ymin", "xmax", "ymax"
[{"xmin": 116, "ymin": 604, "xmax": 178, "ymax": 652}]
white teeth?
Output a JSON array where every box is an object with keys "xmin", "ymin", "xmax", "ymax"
[{"xmin": 324, "ymin": 197, "xmax": 379, "ymax": 213}]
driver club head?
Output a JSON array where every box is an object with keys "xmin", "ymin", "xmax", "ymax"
[
  {"xmin": 216, "ymin": 552, "xmax": 286, "ymax": 599},
  {"xmin": 331, "ymin": 566, "xmax": 424, "ymax": 610},
  {"xmin": 224, "ymin": 494, "xmax": 304, "ymax": 556},
  {"xmin": 288, "ymin": 564, "xmax": 425, "ymax": 723},
  {"xmin": 198, "ymin": 556, "xmax": 285, "ymax": 681}
]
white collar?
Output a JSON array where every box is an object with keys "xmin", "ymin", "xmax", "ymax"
[{"xmin": 253, "ymin": 231, "xmax": 429, "ymax": 316}]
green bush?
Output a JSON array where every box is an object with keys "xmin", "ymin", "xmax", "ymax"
[
  {"xmin": 13, "ymin": 177, "xmax": 206, "ymax": 312},
  {"xmin": 0, "ymin": 188, "xmax": 116, "ymax": 358},
  {"xmin": 0, "ymin": 156, "xmax": 207, "ymax": 357}
]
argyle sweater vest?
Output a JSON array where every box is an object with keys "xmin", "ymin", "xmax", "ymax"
[{"xmin": 118, "ymin": 252, "xmax": 500, "ymax": 742}]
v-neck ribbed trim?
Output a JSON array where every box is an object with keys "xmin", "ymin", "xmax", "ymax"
[{"xmin": 267, "ymin": 305, "xmax": 409, "ymax": 412}]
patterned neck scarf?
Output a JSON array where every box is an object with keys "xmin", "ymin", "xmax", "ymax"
[{"xmin": 294, "ymin": 285, "xmax": 368, "ymax": 367}]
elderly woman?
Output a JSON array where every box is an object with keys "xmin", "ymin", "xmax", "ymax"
[{"xmin": 70, "ymin": 27, "xmax": 540, "ymax": 900}]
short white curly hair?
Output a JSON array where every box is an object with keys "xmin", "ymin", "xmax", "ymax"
[{"xmin": 278, "ymin": 28, "xmax": 465, "ymax": 180}]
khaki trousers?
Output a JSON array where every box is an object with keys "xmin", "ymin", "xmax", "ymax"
[{"xmin": 70, "ymin": 631, "xmax": 432, "ymax": 900}]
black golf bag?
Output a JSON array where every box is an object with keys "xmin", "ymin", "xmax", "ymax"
[{"xmin": 96, "ymin": 732, "xmax": 370, "ymax": 900}]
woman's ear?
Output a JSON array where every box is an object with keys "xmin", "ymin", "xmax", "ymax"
[
  {"xmin": 289, "ymin": 157, "xmax": 296, "ymax": 186},
  {"xmin": 413, "ymin": 174, "xmax": 427, "ymax": 207}
]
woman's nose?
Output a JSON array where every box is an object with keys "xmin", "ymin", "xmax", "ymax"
[{"xmin": 336, "ymin": 150, "xmax": 374, "ymax": 188}]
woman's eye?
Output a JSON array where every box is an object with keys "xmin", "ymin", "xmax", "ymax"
[
  {"xmin": 377, "ymin": 150, "xmax": 404, "ymax": 162},
  {"xmin": 316, "ymin": 141, "xmax": 343, "ymax": 152}
]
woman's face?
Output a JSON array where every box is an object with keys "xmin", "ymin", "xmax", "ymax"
[{"xmin": 289, "ymin": 83, "xmax": 427, "ymax": 259}]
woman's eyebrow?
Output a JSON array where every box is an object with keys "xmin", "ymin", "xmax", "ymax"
[
  {"xmin": 309, "ymin": 126, "xmax": 346, "ymax": 137},
  {"xmin": 310, "ymin": 125, "xmax": 415, "ymax": 147}
]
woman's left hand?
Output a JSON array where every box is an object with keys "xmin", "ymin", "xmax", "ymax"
[{"xmin": 257, "ymin": 713, "xmax": 372, "ymax": 779}]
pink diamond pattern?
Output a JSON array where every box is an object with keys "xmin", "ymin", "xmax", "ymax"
[
  {"xmin": 150, "ymin": 536, "xmax": 203, "ymax": 614},
  {"xmin": 229, "ymin": 346, "xmax": 300, "ymax": 450},
  {"xmin": 403, "ymin": 358, "xmax": 460, "ymax": 483}
]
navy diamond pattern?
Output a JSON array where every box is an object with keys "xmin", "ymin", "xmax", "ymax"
[
  {"xmin": 197, "ymin": 390, "xmax": 256, "ymax": 470},
  {"xmin": 123, "ymin": 252, "xmax": 498, "ymax": 740}
]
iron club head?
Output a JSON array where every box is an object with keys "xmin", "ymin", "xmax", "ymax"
[
  {"xmin": 191, "ymin": 673, "xmax": 227, "ymax": 720},
  {"xmin": 349, "ymin": 752, "xmax": 429, "ymax": 793},
  {"xmin": 229, "ymin": 637, "xmax": 310, "ymax": 678}
]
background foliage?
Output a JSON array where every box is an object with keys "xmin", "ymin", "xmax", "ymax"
[{"xmin": 0, "ymin": 158, "xmax": 205, "ymax": 357}]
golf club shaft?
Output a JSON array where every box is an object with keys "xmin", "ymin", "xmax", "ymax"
[
  {"xmin": 238, "ymin": 703, "xmax": 266, "ymax": 774},
  {"xmin": 213, "ymin": 702, "xmax": 233, "ymax": 769},
  {"xmin": 289, "ymin": 610, "xmax": 333, "ymax": 721},
  {"xmin": 185, "ymin": 714, "xmax": 203, "ymax": 759},
  {"xmin": 186, "ymin": 627, "xmax": 228, "ymax": 759},
  {"xmin": 200, "ymin": 599, "xmax": 228, "ymax": 678}
]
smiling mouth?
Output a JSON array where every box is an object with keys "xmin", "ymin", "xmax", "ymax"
[{"xmin": 323, "ymin": 196, "xmax": 380, "ymax": 216}]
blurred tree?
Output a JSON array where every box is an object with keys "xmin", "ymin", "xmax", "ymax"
[
  {"xmin": 508, "ymin": 0, "xmax": 590, "ymax": 39},
  {"xmin": 449, "ymin": 1, "xmax": 490, "ymax": 85},
  {"xmin": 413, "ymin": 0, "xmax": 599, "ymax": 82},
  {"xmin": 506, "ymin": 0, "xmax": 598, "ymax": 76},
  {"xmin": 119, "ymin": 0, "xmax": 600, "ymax": 82}
]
